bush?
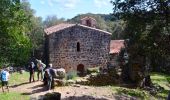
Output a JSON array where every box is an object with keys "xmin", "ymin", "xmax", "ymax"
[{"xmin": 66, "ymin": 71, "xmax": 77, "ymax": 80}]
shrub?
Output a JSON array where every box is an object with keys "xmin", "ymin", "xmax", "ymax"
[{"xmin": 66, "ymin": 71, "xmax": 77, "ymax": 80}]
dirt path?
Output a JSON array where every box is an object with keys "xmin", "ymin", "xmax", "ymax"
[{"xmin": 8, "ymin": 81, "xmax": 137, "ymax": 100}]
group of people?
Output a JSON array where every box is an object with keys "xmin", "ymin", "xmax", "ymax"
[
  {"xmin": 28, "ymin": 59, "xmax": 55, "ymax": 90},
  {"xmin": 0, "ymin": 59, "xmax": 55, "ymax": 93}
]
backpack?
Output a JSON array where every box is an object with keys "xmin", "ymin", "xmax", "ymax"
[{"xmin": 1, "ymin": 71, "xmax": 7, "ymax": 81}]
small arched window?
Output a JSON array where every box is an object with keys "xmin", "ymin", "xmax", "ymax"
[{"xmin": 77, "ymin": 42, "xmax": 80, "ymax": 52}]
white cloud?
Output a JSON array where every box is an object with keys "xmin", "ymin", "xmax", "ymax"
[
  {"xmin": 94, "ymin": 0, "xmax": 111, "ymax": 8},
  {"xmin": 64, "ymin": 0, "xmax": 78, "ymax": 9},
  {"xmin": 42, "ymin": 0, "xmax": 79, "ymax": 9}
]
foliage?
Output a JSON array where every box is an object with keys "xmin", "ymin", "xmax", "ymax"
[
  {"xmin": 111, "ymin": 0, "xmax": 170, "ymax": 72},
  {"xmin": 21, "ymin": 1, "xmax": 45, "ymax": 50},
  {"xmin": 43, "ymin": 15, "xmax": 65, "ymax": 28},
  {"xmin": 110, "ymin": 72, "xmax": 170, "ymax": 99},
  {"xmin": 0, "ymin": 0, "xmax": 33, "ymax": 66},
  {"xmin": 0, "ymin": 1, "xmax": 46, "ymax": 66},
  {"xmin": 66, "ymin": 71, "xmax": 78, "ymax": 80},
  {"xmin": 68, "ymin": 13, "xmax": 125, "ymax": 39}
]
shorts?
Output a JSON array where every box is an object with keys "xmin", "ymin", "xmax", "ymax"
[{"xmin": 2, "ymin": 81, "xmax": 8, "ymax": 86}]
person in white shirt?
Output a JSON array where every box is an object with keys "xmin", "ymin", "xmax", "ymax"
[
  {"xmin": 0, "ymin": 67, "xmax": 10, "ymax": 92},
  {"xmin": 37, "ymin": 60, "xmax": 46, "ymax": 81}
]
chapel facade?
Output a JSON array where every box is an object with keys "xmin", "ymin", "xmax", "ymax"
[{"xmin": 44, "ymin": 17, "xmax": 111, "ymax": 74}]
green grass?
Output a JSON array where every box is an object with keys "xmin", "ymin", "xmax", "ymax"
[
  {"xmin": 110, "ymin": 72, "xmax": 170, "ymax": 100},
  {"xmin": 9, "ymin": 72, "xmax": 30, "ymax": 86},
  {"xmin": 111, "ymin": 86, "xmax": 151, "ymax": 100},
  {"xmin": 0, "ymin": 92, "xmax": 29, "ymax": 100},
  {"xmin": 151, "ymin": 72, "xmax": 170, "ymax": 99},
  {"xmin": 0, "ymin": 71, "xmax": 38, "ymax": 86},
  {"xmin": 151, "ymin": 72, "xmax": 170, "ymax": 90},
  {"xmin": 0, "ymin": 71, "xmax": 38, "ymax": 100}
]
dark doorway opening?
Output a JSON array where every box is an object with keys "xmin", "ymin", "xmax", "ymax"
[
  {"xmin": 86, "ymin": 20, "xmax": 92, "ymax": 27},
  {"xmin": 77, "ymin": 64, "xmax": 84, "ymax": 76}
]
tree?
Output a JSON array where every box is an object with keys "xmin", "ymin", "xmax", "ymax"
[
  {"xmin": 21, "ymin": 1, "xmax": 45, "ymax": 58},
  {"xmin": 0, "ymin": 0, "xmax": 33, "ymax": 66},
  {"xmin": 43, "ymin": 15, "xmax": 65, "ymax": 28},
  {"xmin": 111, "ymin": 0, "xmax": 170, "ymax": 73}
]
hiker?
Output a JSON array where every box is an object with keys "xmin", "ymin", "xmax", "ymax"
[
  {"xmin": 29, "ymin": 62, "xmax": 35, "ymax": 83},
  {"xmin": 37, "ymin": 60, "xmax": 46, "ymax": 81},
  {"xmin": 0, "ymin": 67, "xmax": 10, "ymax": 92},
  {"xmin": 44, "ymin": 64, "xmax": 54, "ymax": 90}
]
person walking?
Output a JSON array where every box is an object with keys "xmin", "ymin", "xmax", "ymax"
[
  {"xmin": 29, "ymin": 62, "xmax": 35, "ymax": 83},
  {"xmin": 0, "ymin": 67, "xmax": 10, "ymax": 92}
]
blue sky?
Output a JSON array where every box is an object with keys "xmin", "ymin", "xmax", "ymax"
[{"xmin": 29, "ymin": 0, "xmax": 113, "ymax": 20}]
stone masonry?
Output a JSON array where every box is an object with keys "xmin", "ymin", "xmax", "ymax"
[{"xmin": 45, "ymin": 24, "xmax": 111, "ymax": 73}]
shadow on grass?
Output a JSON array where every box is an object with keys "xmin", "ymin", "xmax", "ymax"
[
  {"xmin": 27, "ymin": 83, "xmax": 44, "ymax": 89},
  {"xmin": 22, "ymin": 85, "xmax": 47, "ymax": 95},
  {"xmin": 10, "ymin": 82, "xmax": 30, "ymax": 88}
]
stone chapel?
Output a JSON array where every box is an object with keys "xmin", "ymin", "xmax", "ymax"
[{"xmin": 44, "ymin": 17, "xmax": 112, "ymax": 74}]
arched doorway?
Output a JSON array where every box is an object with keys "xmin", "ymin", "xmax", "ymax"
[{"xmin": 77, "ymin": 64, "xmax": 84, "ymax": 76}]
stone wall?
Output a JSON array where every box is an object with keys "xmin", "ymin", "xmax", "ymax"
[{"xmin": 47, "ymin": 25, "xmax": 111, "ymax": 72}]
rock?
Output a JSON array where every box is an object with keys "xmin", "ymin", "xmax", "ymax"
[
  {"xmin": 75, "ymin": 79, "xmax": 82, "ymax": 84},
  {"xmin": 73, "ymin": 84, "xmax": 80, "ymax": 87},
  {"xmin": 43, "ymin": 92, "xmax": 61, "ymax": 100},
  {"xmin": 84, "ymin": 86, "xmax": 89, "ymax": 89},
  {"xmin": 67, "ymin": 79, "xmax": 76, "ymax": 84}
]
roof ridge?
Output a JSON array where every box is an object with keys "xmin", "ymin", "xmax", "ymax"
[
  {"xmin": 44, "ymin": 23, "xmax": 111, "ymax": 35},
  {"xmin": 45, "ymin": 23, "xmax": 75, "ymax": 30}
]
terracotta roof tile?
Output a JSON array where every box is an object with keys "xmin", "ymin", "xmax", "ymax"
[
  {"xmin": 44, "ymin": 23, "xmax": 112, "ymax": 35},
  {"xmin": 110, "ymin": 40, "xmax": 125, "ymax": 54},
  {"xmin": 44, "ymin": 23, "xmax": 75, "ymax": 35}
]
